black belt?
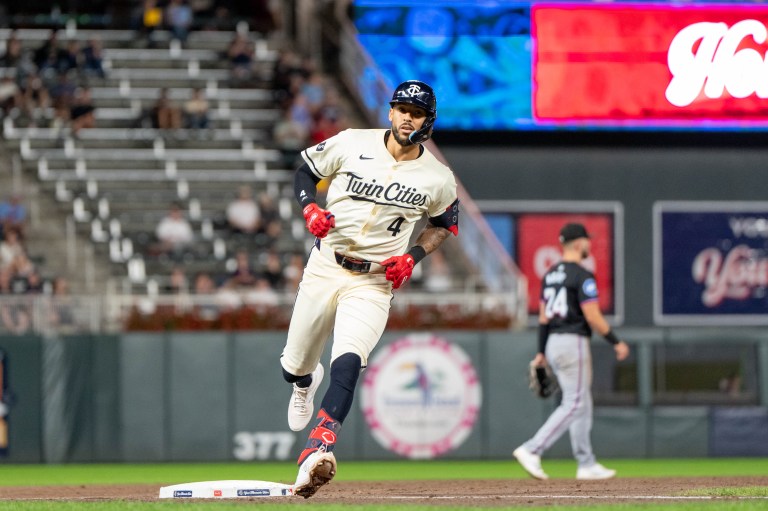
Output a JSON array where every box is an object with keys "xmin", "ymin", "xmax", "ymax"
[
  {"xmin": 314, "ymin": 239, "xmax": 372, "ymax": 273},
  {"xmin": 334, "ymin": 252, "xmax": 371, "ymax": 273}
]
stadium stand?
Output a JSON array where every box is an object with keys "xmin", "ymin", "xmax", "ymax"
[{"xmin": 0, "ymin": 17, "xmax": 525, "ymax": 332}]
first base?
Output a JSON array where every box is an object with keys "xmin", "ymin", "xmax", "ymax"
[{"xmin": 159, "ymin": 480, "xmax": 294, "ymax": 499}]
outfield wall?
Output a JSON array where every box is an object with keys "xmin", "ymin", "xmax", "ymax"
[{"xmin": 0, "ymin": 330, "xmax": 766, "ymax": 463}]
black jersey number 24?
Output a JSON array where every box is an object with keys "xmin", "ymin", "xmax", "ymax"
[
  {"xmin": 543, "ymin": 287, "xmax": 568, "ymax": 319},
  {"xmin": 387, "ymin": 217, "xmax": 405, "ymax": 236}
]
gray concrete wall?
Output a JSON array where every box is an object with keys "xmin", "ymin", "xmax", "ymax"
[{"xmin": 2, "ymin": 330, "xmax": 765, "ymax": 463}]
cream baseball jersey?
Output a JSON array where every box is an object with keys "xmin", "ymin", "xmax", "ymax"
[{"xmin": 301, "ymin": 129, "xmax": 458, "ymax": 262}]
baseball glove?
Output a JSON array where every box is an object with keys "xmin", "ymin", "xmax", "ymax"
[{"xmin": 529, "ymin": 362, "xmax": 559, "ymax": 399}]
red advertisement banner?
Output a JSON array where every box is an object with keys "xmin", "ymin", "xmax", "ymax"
[
  {"xmin": 516, "ymin": 214, "xmax": 614, "ymax": 315},
  {"xmin": 533, "ymin": 4, "xmax": 768, "ymax": 122}
]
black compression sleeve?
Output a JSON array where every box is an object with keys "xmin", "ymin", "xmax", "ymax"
[
  {"xmin": 407, "ymin": 245, "xmax": 427, "ymax": 264},
  {"xmin": 604, "ymin": 330, "xmax": 620, "ymax": 345},
  {"xmin": 538, "ymin": 323, "xmax": 549, "ymax": 354},
  {"xmin": 294, "ymin": 162, "xmax": 321, "ymax": 208}
]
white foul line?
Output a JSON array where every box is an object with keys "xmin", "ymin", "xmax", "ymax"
[{"xmin": 380, "ymin": 495, "xmax": 768, "ymax": 501}]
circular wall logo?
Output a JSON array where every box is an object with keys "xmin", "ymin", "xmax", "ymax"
[{"xmin": 360, "ymin": 334, "xmax": 482, "ymax": 459}]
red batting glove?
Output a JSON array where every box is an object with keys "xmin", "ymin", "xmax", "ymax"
[
  {"xmin": 303, "ymin": 203, "xmax": 335, "ymax": 238},
  {"xmin": 381, "ymin": 254, "xmax": 415, "ymax": 290}
]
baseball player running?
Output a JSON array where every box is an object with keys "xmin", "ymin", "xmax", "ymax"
[
  {"xmin": 280, "ymin": 80, "xmax": 459, "ymax": 498},
  {"xmin": 514, "ymin": 223, "xmax": 630, "ymax": 481}
]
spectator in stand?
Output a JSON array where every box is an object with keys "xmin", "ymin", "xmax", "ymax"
[
  {"xmin": 273, "ymin": 106, "xmax": 309, "ymax": 168},
  {"xmin": 10, "ymin": 253, "xmax": 37, "ymax": 294},
  {"xmin": 226, "ymin": 249, "xmax": 258, "ymax": 289},
  {"xmin": 155, "ymin": 202, "xmax": 195, "ymax": 256},
  {"xmin": 261, "ymin": 250, "xmax": 284, "ymax": 290},
  {"xmin": 227, "ymin": 34, "xmax": 255, "ymax": 85},
  {"xmin": 151, "ymin": 88, "xmax": 182, "ymax": 130},
  {"xmin": 244, "ymin": 277, "xmax": 279, "ymax": 310},
  {"xmin": 226, "ymin": 185, "xmax": 260, "ymax": 234},
  {"xmin": 49, "ymin": 72, "xmax": 77, "ymax": 133},
  {"xmin": 0, "ymin": 193, "xmax": 27, "ymax": 240},
  {"xmin": 0, "ymin": 76, "xmax": 21, "ymax": 117},
  {"xmin": 34, "ymin": 30, "xmax": 60, "ymax": 73},
  {"xmin": 69, "ymin": 87, "xmax": 96, "ymax": 138},
  {"xmin": 55, "ymin": 40, "xmax": 80, "ymax": 76},
  {"xmin": 0, "ymin": 31, "xmax": 22, "ymax": 68},
  {"xmin": 81, "ymin": 38, "xmax": 106, "ymax": 79},
  {"xmin": 23, "ymin": 266, "xmax": 44, "ymax": 294},
  {"xmin": 20, "ymin": 72, "xmax": 51, "ymax": 126},
  {"xmin": 166, "ymin": 0, "xmax": 194, "ymax": 45},
  {"xmin": 0, "ymin": 267, "xmax": 29, "ymax": 334},
  {"xmin": 301, "ymin": 72, "xmax": 326, "ymax": 115},
  {"xmin": 140, "ymin": 0, "xmax": 164, "ymax": 48},
  {"xmin": 183, "ymin": 87, "xmax": 209, "ymax": 130},
  {"xmin": 48, "ymin": 276, "xmax": 75, "ymax": 329},
  {"xmin": 203, "ymin": 5, "xmax": 234, "ymax": 31},
  {"xmin": 310, "ymin": 109, "xmax": 343, "ymax": 146},
  {"xmin": 289, "ymin": 94, "xmax": 313, "ymax": 138},
  {"xmin": 0, "ymin": 228, "xmax": 24, "ymax": 270},
  {"xmin": 164, "ymin": 266, "xmax": 189, "ymax": 294},
  {"xmin": 256, "ymin": 191, "xmax": 281, "ymax": 245},
  {"xmin": 283, "ymin": 253, "xmax": 305, "ymax": 292},
  {"xmin": 272, "ymin": 49, "xmax": 305, "ymax": 108},
  {"xmin": 193, "ymin": 271, "xmax": 220, "ymax": 321}
]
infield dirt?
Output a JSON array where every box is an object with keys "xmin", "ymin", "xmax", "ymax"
[{"xmin": 0, "ymin": 477, "xmax": 766, "ymax": 506}]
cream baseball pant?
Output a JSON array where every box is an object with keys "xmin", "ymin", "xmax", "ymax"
[
  {"xmin": 523, "ymin": 333, "xmax": 596, "ymax": 468},
  {"xmin": 280, "ymin": 242, "xmax": 393, "ymax": 376}
]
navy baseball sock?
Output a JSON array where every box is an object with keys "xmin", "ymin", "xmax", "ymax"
[
  {"xmin": 282, "ymin": 367, "xmax": 313, "ymax": 388},
  {"xmin": 319, "ymin": 353, "xmax": 361, "ymax": 422}
]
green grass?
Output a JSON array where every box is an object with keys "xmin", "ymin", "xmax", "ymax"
[
  {"xmin": 1, "ymin": 458, "xmax": 768, "ymax": 486},
  {"xmin": 683, "ymin": 487, "xmax": 768, "ymax": 497},
  {"xmin": 0, "ymin": 459, "xmax": 766, "ymax": 510}
]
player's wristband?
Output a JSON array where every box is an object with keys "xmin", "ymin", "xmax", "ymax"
[
  {"xmin": 538, "ymin": 323, "xmax": 549, "ymax": 354},
  {"xmin": 604, "ymin": 330, "xmax": 620, "ymax": 345},
  {"xmin": 406, "ymin": 245, "xmax": 427, "ymax": 265}
]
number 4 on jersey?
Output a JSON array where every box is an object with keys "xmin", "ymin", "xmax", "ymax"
[
  {"xmin": 543, "ymin": 287, "xmax": 568, "ymax": 318},
  {"xmin": 387, "ymin": 217, "xmax": 405, "ymax": 236}
]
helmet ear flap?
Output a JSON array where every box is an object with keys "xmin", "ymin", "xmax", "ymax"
[{"xmin": 407, "ymin": 114, "xmax": 436, "ymax": 144}]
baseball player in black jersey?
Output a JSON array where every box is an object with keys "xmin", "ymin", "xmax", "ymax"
[{"xmin": 514, "ymin": 222, "xmax": 630, "ymax": 481}]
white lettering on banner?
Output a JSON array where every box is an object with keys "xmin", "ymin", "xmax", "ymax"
[
  {"xmin": 729, "ymin": 217, "xmax": 768, "ymax": 238},
  {"xmin": 691, "ymin": 245, "xmax": 768, "ymax": 307},
  {"xmin": 666, "ymin": 20, "xmax": 768, "ymax": 107},
  {"xmin": 232, "ymin": 432, "xmax": 295, "ymax": 461}
]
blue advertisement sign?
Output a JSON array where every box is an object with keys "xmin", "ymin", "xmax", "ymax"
[
  {"xmin": 654, "ymin": 202, "xmax": 768, "ymax": 325},
  {"xmin": 353, "ymin": 1, "xmax": 532, "ymax": 131}
]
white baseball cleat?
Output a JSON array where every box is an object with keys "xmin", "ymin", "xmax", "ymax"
[
  {"xmin": 513, "ymin": 446, "xmax": 549, "ymax": 480},
  {"xmin": 288, "ymin": 364, "xmax": 324, "ymax": 432},
  {"xmin": 576, "ymin": 463, "xmax": 616, "ymax": 480},
  {"xmin": 293, "ymin": 450, "xmax": 336, "ymax": 499}
]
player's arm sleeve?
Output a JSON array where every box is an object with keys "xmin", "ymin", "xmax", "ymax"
[
  {"xmin": 300, "ymin": 130, "xmax": 349, "ymax": 179},
  {"xmin": 294, "ymin": 162, "xmax": 322, "ymax": 209},
  {"xmin": 427, "ymin": 173, "xmax": 459, "ymax": 236}
]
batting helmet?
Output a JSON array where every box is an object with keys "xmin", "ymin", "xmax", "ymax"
[{"xmin": 389, "ymin": 80, "xmax": 437, "ymax": 144}]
